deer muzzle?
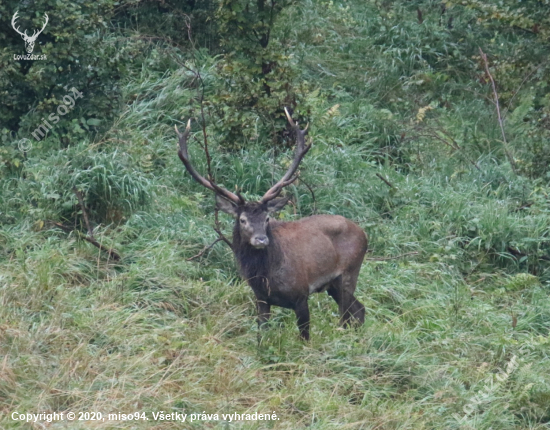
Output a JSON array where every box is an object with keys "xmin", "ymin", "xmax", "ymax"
[{"xmin": 251, "ymin": 235, "xmax": 269, "ymax": 248}]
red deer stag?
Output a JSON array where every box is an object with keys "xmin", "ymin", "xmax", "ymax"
[{"xmin": 176, "ymin": 109, "xmax": 367, "ymax": 340}]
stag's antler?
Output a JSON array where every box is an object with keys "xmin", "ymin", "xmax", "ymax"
[
  {"xmin": 31, "ymin": 13, "xmax": 49, "ymax": 39},
  {"xmin": 11, "ymin": 11, "xmax": 25, "ymax": 37},
  {"xmin": 12, "ymin": 11, "xmax": 48, "ymax": 38},
  {"xmin": 176, "ymin": 120, "xmax": 243, "ymax": 205},
  {"xmin": 260, "ymin": 108, "xmax": 312, "ymax": 203}
]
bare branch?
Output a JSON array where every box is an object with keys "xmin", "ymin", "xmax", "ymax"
[
  {"xmin": 298, "ymin": 177, "xmax": 317, "ymax": 214},
  {"xmin": 503, "ymin": 60, "xmax": 549, "ymax": 119},
  {"xmin": 214, "ymin": 207, "xmax": 233, "ymax": 250},
  {"xmin": 199, "ymin": 97, "xmax": 213, "ymax": 182},
  {"xmin": 171, "ymin": 51, "xmax": 236, "ymax": 254},
  {"xmin": 51, "ymin": 222, "xmax": 121, "ymax": 261},
  {"xmin": 365, "ymin": 251, "xmax": 419, "ymax": 261},
  {"xmin": 186, "ymin": 238, "xmax": 223, "ymax": 261},
  {"xmin": 73, "ymin": 187, "xmax": 93, "ymax": 237},
  {"xmin": 412, "ymin": 129, "xmax": 481, "ymax": 171},
  {"xmin": 479, "ymin": 48, "xmax": 518, "ymax": 174},
  {"xmin": 375, "ymin": 173, "xmax": 394, "ymax": 189}
]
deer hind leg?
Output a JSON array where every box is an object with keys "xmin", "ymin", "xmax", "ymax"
[
  {"xmin": 343, "ymin": 265, "xmax": 365, "ymax": 325},
  {"xmin": 328, "ymin": 274, "xmax": 355, "ymax": 326},
  {"xmin": 327, "ymin": 275, "xmax": 344, "ymax": 323},
  {"xmin": 328, "ymin": 272, "xmax": 365, "ymax": 327},
  {"xmin": 294, "ymin": 299, "xmax": 310, "ymax": 341},
  {"xmin": 346, "ymin": 294, "xmax": 365, "ymax": 325}
]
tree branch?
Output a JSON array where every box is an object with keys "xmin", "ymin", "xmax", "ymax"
[
  {"xmin": 479, "ymin": 48, "xmax": 518, "ymax": 174},
  {"xmin": 187, "ymin": 238, "xmax": 223, "ymax": 261},
  {"xmin": 174, "ymin": 53, "xmax": 235, "ymax": 253},
  {"xmin": 365, "ymin": 251, "xmax": 419, "ymax": 261},
  {"xmin": 299, "ymin": 178, "xmax": 316, "ymax": 214},
  {"xmin": 73, "ymin": 187, "xmax": 93, "ymax": 237},
  {"xmin": 375, "ymin": 173, "xmax": 394, "ymax": 189},
  {"xmin": 214, "ymin": 207, "xmax": 233, "ymax": 250},
  {"xmin": 51, "ymin": 222, "xmax": 121, "ymax": 261},
  {"xmin": 412, "ymin": 130, "xmax": 481, "ymax": 171}
]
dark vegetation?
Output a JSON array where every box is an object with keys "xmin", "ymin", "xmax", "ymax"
[{"xmin": 1, "ymin": 0, "xmax": 550, "ymax": 428}]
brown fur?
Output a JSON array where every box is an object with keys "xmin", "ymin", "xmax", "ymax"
[{"xmin": 225, "ymin": 199, "xmax": 368, "ymax": 340}]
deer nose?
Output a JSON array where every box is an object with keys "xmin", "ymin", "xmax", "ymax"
[{"xmin": 252, "ymin": 235, "xmax": 269, "ymax": 248}]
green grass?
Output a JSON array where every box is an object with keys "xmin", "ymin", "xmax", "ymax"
[
  {"xmin": 2, "ymin": 227, "xmax": 550, "ymax": 428},
  {"xmin": 2, "ymin": 0, "xmax": 550, "ymax": 428}
]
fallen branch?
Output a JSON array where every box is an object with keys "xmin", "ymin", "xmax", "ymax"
[
  {"xmin": 186, "ymin": 238, "xmax": 223, "ymax": 261},
  {"xmin": 73, "ymin": 187, "xmax": 93, "ymax": 236},
  {"xmin": 479, "ymin": 48, "xmax": 518, "ymax": 174},
  {"xmin": 365, "ymin": 251, "xmax": 419, "ymax": 261},
  {"xmin": 51, "ymin": 221, "xmax": 121, "ymax": 261},
  {"xmin": 375, "ymin": 173, "xmax": 394, "ymax": 189}
]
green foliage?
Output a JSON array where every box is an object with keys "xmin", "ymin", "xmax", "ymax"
[
  {"xmin": 1, "ymin": 140, "xmax": 151, "ymax": 227},
  {"xmin": 0, "ymin": 0, "xmax": 122, "ymax": 139},
  {"xmin": 0, "ymin": 0, "xmax": 215, "ymax": 147},
  {"xmin": 217, "ymin": 0, "xmax": 293, "ymax": 51},
  {"xmin": 446, "ymin": 0, "xmax": 550, "ymax": 177},
  {"xmin": 209, "ymin": 0, "xmax": 311, "ymax": 148}
]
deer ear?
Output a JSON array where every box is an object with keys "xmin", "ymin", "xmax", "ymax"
[
  {"xmin": 267, "ymin": 197, "xmax": 288, "ymax": 213},
  {"xmin": 216, "ymin": 194, "xmax": 238, "ymax": 217}
]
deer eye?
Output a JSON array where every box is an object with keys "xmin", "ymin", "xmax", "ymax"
[
  {"xmin": 265, "ymin": 217, "xmax": 270, "ymax": 223},
  {"xmin": 240, "ymin": 218, "xmax": 246, "ymax": 224}
]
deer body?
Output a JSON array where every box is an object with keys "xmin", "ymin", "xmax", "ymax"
[
  {"xmin": 232, "ymin": 213, "xmax": 367, "ymax": 340},
  {"xmin": 176, "ymin": 108, "xmax": 367, "ymax": 340}
]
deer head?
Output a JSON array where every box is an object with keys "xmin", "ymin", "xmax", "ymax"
[
  {"xmin": 12, "ymin": 11, "xmax": 49, "ymax": 54},
  {"xmin": 175, "ymin": 108, "xmax": 311, "ymax": 248}
]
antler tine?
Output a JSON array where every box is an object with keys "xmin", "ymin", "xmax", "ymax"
[
  {"xmin": 32, "ymin": 13, "xmax": 48, "ymax": 38},
  {"xmin": 176, "ymin": 120, "xmax": 242, "ymax": 205},
  {"xmin": 11, "ymin": 11, "xmax": 25, "ymax": 37},
  {"xmin": 261, "ymin": 108, "xmax": 312, "ymax": 203}
]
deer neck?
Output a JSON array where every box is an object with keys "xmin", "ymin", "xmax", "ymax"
[{"xmin": 232, "ymin": 225, "xmax": 279, "ymax": 295}]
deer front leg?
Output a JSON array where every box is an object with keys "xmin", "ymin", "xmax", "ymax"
[
  {"xmin": 257, "ymin": 300, "xmax": 271, "ymax": 328},
  {"xmin": 256, "ymin": 300, "xmax": 271, "ymax": 344},
  {"xmin": 294, "ymin": 299, "xmax": 310, "ymax": 341}
]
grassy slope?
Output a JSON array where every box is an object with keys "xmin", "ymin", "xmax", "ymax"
[{"xmin": 1, "ymin": 0, "xmax": 550, "ymax": 429}]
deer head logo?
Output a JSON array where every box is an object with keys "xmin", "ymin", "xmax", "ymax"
[{"xmin": 11, "ymin": 11, "xmax": 49, "ymax": 54}]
